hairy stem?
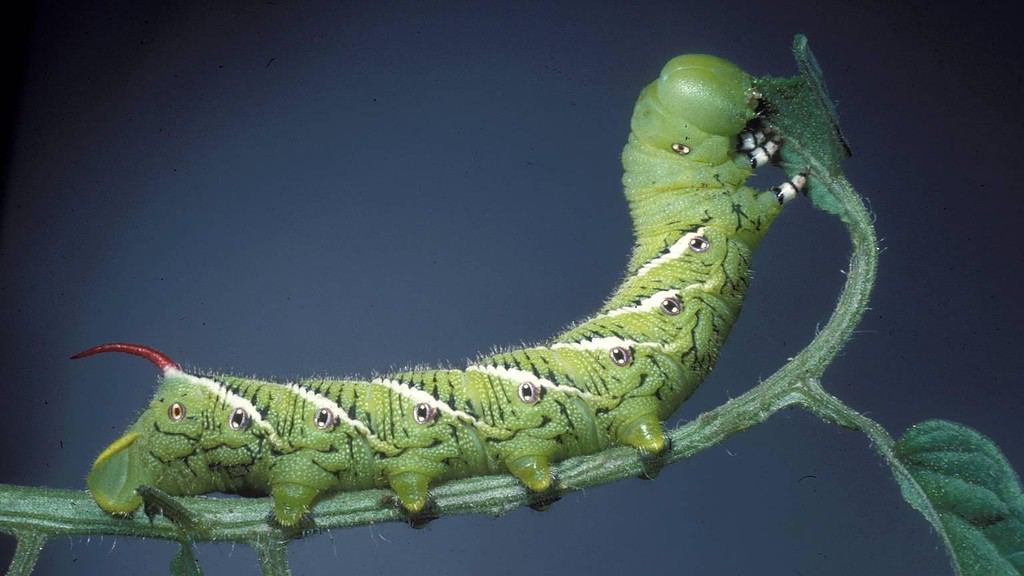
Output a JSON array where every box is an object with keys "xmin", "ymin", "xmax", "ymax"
[
  {"xmin": 782, "ymin": 165, "xmax": 878, "ymax": 383},
  {"xmin": 254, "ymin": 539, "xmax": 292, "ymax": 576},
  {"xmin": 5, "ymin": 532, "xmax": 46, "ymax": 576}
]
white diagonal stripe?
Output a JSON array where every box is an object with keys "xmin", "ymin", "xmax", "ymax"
[
  {"xmin": 171, "ymin": 369, "xmax": 282, "ymax": 445},
  {"xmin": 551, "ymin": 337, "xmax": 667, "ymax": 353},
  {"xmin": 371, "ymin": 377, "xmax": 478, "ymax": 424},
  {"xmin": 635, "ymin": 227, "xmax": 706, "ymax": 277},
  {"xmin": 285, "ymin": 382, "xmax": 373, "ymax": 438},
  {"xmin": 605, "ymin": 289, "xmax": 680, "ymax": 317},
  {"xmin": 551, "ymin": 336, "xmax": 640, "ymax": 351},
  {"xmin": 466, "ymin": 364, "xmax": 600, "ymax": 401}
]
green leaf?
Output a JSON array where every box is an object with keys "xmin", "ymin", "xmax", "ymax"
[
  {"xmin": 756, "ymin": 34, "xmax": 852, "ymax": 219},
  {"xmin": 894, "ymin": 419, "xmax": 1024, "ymax": 575},
  {"xmin": 170, "ymin": 541, "xmax": 203, "ymax": 576}
]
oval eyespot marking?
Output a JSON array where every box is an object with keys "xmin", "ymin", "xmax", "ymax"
[
  {"xmin": 229, "ymin": 407, "xmax": 251, "ymax": 430},
  {"xmin": 660, "ymin": 296, "xmax": 681, "ymax": 316},
  {"xmin": 314, "ymin": 407, "xmax": 335, "ymax": 430},
  {"xmin": 670, "ymin": 143, "xmax": 690, "ymax": 156},
  {"xmin": 168, "ymin": 402, "xmax": 186, "ymax": 422},
  {"xmin": 517, "ymin": 381, "xmax": 542, "ymax": 404},
  {"xmin": 413, "ymin": 402, "xmax": 438, "ymax": 424},
  {"xmin": 610, "ymin": 346, "xmax": 633, "ymax": 367},
  {"xmin": 688, "ymin": 235, "xmax": 709, "ymax": 253}
]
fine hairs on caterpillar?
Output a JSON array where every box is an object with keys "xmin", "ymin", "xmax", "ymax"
[{"xmin": 76, "ymin": 54, "xmax": 806, "ymax": 527}]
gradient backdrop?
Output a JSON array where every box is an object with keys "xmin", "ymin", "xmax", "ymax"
[{"xmin": 2, "ymin": 2, "xmax": 1022, "ymax": 575}]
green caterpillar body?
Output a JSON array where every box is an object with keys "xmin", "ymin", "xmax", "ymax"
[{"xmin": 82, "ymin": 54, "xmax": 784, "ymax": 526}]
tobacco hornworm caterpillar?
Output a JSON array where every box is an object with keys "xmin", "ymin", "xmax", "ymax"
[{"xmin": 77, "ymin": 54, "xmax": 805, "ymax": 526}]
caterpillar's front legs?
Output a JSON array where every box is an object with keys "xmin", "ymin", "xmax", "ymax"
[
  {"xmin": 740, "ymin": 119, "xmax": 807, "ymax": 204},
  {"xmin": 738, "ymin": 126, "xmax": 766, "ymax": 153},
  {"xmin": 738, "ymin": 124, "xmax": 781, "ymax": 168},
  {"xmin": 771, "ymin": 172, "xmax": 808, "ymax": 204}
]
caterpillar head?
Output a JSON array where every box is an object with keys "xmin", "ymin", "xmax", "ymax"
[
  {"xmin": 630, "ymin": 54, "xmax": 756, "ymax": 163},
  {"xmin": 75, "ymin": 343, "xmax": 266, "ymax": 515}
]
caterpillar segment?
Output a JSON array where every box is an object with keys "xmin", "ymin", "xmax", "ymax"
[
  {"xmin": 80, "ymin": 53, "xmax": 801, "ymax": 525},
  {"xmin": 238, "ymin": 378, "xmax": 384, "ymax": 525},
  {"xmin": 461, "ymin": 363, "xmax": 606, "ymax": 492},
  {"xmin": 368, "ymin": 374, "xmax": 500, "ymax": 514},
  {"xmin": 83, "ymin": 366, "xmax": 281, "ymax": 516}
]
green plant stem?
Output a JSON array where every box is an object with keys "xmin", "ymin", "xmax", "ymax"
[
  {"xmin": 5, "ymin": 531, "xmax": 45, "ymax": 576},
  {"xmin": 254, "ymin": 539, "xmax": 292, "ymax": 576},
  {"xmin": 783, "ymin": 162, "xmax": 878, "ymax": 383}
]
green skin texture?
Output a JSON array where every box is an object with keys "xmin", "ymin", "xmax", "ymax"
[{"xmin": 86, "ymin": 54, "xmax": 783, "ymax": 526}]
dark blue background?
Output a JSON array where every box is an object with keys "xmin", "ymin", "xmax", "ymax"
[{"xmin": 2, "ymin": 1, "xmax": 1021, "ymax": 574}]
